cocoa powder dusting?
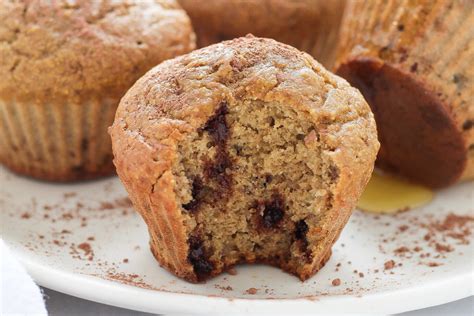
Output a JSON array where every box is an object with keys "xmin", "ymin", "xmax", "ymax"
[
  {"xmin": 77, "ymin": 242, "xmax": 94, "ymax": 261},
  {"xmin": 245, "ymin": 287, "xmax": 258, "ymax": 295},
  {"xmin": 99, "ymin": 202, "xmax": 114, "ymax": 210},
  {"xmin": 20, "ymin": 212, "xmax": 31, "ymax": 219},
  {"xmin": 394, "ymin": 246, "xmax": 410, "ymax": 255},
  {"xmin": 385, "ymin": 212, "xmax": 473, "ymax": 268},
  {"xmin": 435, "ymin": 243, "xmax": 453, "ymax": 253},
  {"xmin": 227, "ymin": 267, "xmax": 237, "ymax": 275},
  {"xmin": 103, "ymin": 269, "xmax": 157, "ymax": 290},
  {"xmin": 215, "ymin": 285, "xmax": 233, "ymax": 291},
  {"xmin": 384, "ymin": 260, "xmax": 395, "ymax": 270}
]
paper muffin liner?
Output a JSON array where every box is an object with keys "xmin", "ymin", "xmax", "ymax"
[
  {"xmin": 334, "ymin": 0, "xmax": 474, "ymax": 185},
  {"xmin": 0, "ymin": 95, "xmax": 118, "ymax": 181},
  {"xmin": 335, "ymin": 0, "xmax": 473, "ymax": 134}
]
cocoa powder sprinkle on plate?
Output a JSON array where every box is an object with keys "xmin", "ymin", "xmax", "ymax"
[
  {"xmin": 384, "ymin": 260, "xmax": 396, "ymax": 270},
  {"xmin": 245, "ymin": 288, "xmax": 258, "ymax": 295},
  {"xmin": 20, "ymin": 212, "xmax": 31, "ymax": 219}
]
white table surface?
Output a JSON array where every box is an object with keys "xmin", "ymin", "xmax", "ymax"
[{"xmin": 41, "ymin": 288, "xmax": 473, "ymax": 315}]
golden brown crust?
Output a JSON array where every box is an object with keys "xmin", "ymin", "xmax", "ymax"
[
  {"xmin": 335, "ymin": 0, "xmax": 474, "ymax": 187},
  {"xmin": 0, "ymin": 0, "xmax": 195, "ymax": 99},
  {"xmin": 178, "ymin": 0, "xmax": 345, "ymax": 68},
  {"xmin": 110, "ymin": 36, "xmax": 379, "ymax": 282},
  {"xmin": 0, "ymin": 0, "xmax": 195, "ymax": 181}
]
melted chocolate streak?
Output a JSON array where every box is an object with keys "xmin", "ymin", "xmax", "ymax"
[
  {"xmin": 185, "ymin": 101, "xmax": 231, "ymax": 278},
  {"xmin": 187, "ymin": 235, "xmax": 213, "ymax": 279},
  {"xmin": 183, "ymin": 101, "xmax": 232, "ymax": 213},
  {"xmin": 185, "ymin": 102, "xmax": 312, "ymax": 276},
  {"xmin": 182, "ymin": 177, "xmax": 203, "ymax": 212},
  {"xmin": 202, "ymin": 101, "xmax": 232, "ymax": 189}
]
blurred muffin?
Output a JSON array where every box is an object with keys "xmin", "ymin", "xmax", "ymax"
[
  {"xmin": 0, "ymin": 0, "xmax": 195, "ymax": 181},
  {"xmin": 110, "ymin": 36, "xmax": 379, "ymax": 282},
  {"xmin": 335, "ymin": 0, "xmax": 474, "ymax": 188},
  {"xmin": 178, "ymin": 0, "xmax": 345, "ymax": 68}
]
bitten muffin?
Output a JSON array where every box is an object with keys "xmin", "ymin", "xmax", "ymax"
[
  {"xmin": 178, "ymin": 0, "xmax": 346, "ymax": 68},
  {"xmin": 0, "ymin": 0, "xmax": 195, "ymax": 181},
  {"xmin": 110, "ymin": 36, "xmax": 379, "ymax": 282},
  {"xmin": 335, "ymin": 0, "xmax": 474, "ymax": 188}
]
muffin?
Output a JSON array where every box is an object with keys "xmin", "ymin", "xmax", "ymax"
[
  {"xmin": 0, "ymin": 0, "xmax": 195, "ymax": 181},
  {"xmin": 110, "ymin": 36, "xmax": 379, "ymax": 282},
  {"xmin": 178, "ymin": 0, "xmax": 346, "ymax": 68},
  {"xmin": 335, "ymin": 0, "xmax": 474, "ymax": 188}
]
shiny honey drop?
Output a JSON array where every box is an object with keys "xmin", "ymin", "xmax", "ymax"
[{"xmin": 357, "ymin": 171, "xmax": 434, "ymax": 214}]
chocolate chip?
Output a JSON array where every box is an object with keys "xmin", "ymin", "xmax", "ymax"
[
  {"xmin": 268, "ymin": 117, "xmax": 275, "ymax": 127},
  {"xmin": 397, "ymin": 24, "xmax": 405, "ymax": 31},
  {"xmin": 463, "ymin": 120, "xmax": 473, "ymax": 131},
  {"xmin": 187, "ymin": 236, "xmax": 213, "ymax": 279},
  {"xmin": 202, "ymin": 101, "xmax": 233, "ymax": 189},
  {"xmin": 182, "ymin": 177, "xmax": 203, "ymax": 212},
  {"xmin": 294, "ymin": 220, "xmax": 308, "ymax": 240},
  {"xmin": 295, "ymin": 220, "xmax": 310, "ymax": 258},
  {"xmin": 203, "ymin": 102, "xmax": 229, "ymax": 145},
  {"xmin": 410, "ymin": 62, "xmax": 418, "ymax": 73},
  {"xmin": 233, "ymin": 145, "xmax": 243, "ymax": 156},
  {"xmin": 261, "ymin": 195, "xmax": 285, "ymax": 228}
]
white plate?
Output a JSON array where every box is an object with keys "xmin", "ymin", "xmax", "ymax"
[{"xmin": 1, "ymin": 166, "xmax": 473, "ymax": 314}]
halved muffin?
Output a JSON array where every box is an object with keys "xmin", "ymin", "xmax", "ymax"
[{"xmin": 110, "ymin": 36, "xmax": 379, "ymax": 282}]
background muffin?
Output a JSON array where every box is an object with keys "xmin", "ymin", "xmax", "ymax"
[
  {"xmin": 0, "ymin": 0, "xmax": 195, "ymax": 181},
  {"xmin": 110, "ymin": 36, "xmax": 379, "ymax": 282},
  {"xmin": 335, "ymin": 0, "xmax": 473, "ymax": 188},
  {"xmin": 178, "ymin": 0, "xmax": 346, "ymax": 68}
]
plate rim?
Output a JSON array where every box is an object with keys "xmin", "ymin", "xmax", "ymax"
[{"xmin": 16, "ymin": 249, "xmax": 474, "ymax": 315}]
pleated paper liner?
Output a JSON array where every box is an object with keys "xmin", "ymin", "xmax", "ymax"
[
  {"xmin": 0, "ymin": 95, "xmax": 118, "ymax": 181},
  {"xmin": 334, "ymin": 0, "xmax": 474, "ymax": 187}
]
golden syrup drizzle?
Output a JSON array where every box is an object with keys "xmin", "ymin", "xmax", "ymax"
[{"xmin": 357, "ymin": 171, "xmax": 434, "ymax": 214}]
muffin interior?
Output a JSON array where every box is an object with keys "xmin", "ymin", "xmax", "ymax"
[{"xmin": 174, "ymin": 100, "xmax": 338, "ymax": 280}]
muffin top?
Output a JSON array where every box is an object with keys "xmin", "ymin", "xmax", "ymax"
[
  {"xmin": 112, "ymin": 35, "xmax": 378, "ymax": 166},
  {"xmin": 0, "ymin": 0, "xmax": 195, "ymax": 100}
]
